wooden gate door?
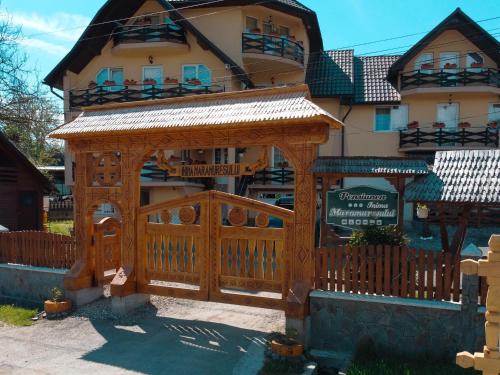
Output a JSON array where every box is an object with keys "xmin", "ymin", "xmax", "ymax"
[
  {"xmin": 94, "ymin": 217, "xmax": 121, "ymax": 285},
  {"xmin": 137, "ymin": 190, "xmax": 294, "ymax": 310}
]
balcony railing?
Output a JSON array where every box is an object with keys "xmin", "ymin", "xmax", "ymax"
[
  {"xmin": 399, "ymin": 127, "xmax": 499, "ymax": 149},
  {"xmin": 242, "ymin": 32, "xmax": 304, "ymax": 65},
  {"xmin": 400, "ymin": 68, "xmax": 500, "ymax": 90},
  {"xmin": 113, "ymin": 24, "xmax": 187, "ymax": 46},
  {"xmin": 69, "ymin": 83, "xmax": 225, "ymax": 108},
  {"xmin": 141, "ymin": 163, "xmax": 209, "ymax": 186}
]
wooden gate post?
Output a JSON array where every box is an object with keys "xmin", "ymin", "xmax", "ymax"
[
  {"xmin": 286, "ymin": 143, "xmax": 318, "ymax": 320},
  {"xmin": 64, "ymin": 151, "xmax": 93, "ymax": 290}
]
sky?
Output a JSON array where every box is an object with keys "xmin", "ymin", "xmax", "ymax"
[{"xmin": 0, "ymin": 0, "xmax": 499, "ymax": 85}]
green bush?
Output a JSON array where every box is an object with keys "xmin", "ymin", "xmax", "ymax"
[{"xmin": 349, "ymin": 225, "xmax": 408, "ymax": 247}]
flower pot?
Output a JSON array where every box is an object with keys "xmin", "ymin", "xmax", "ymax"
[
  {"xmin": 487, "ymin": 122, "xmax": 497, "ymax": 129},
  {"xmin": 251, "ymin": 28, "xmax": 261, "ymax": 33},
  {"xmin": 470, "ymin": 63, "xmax": 483, "ymax": 68},
  {"xmin": 187, "ymin": 79, "xmax": 202, "ymax": 85},
  {"xmin": 420, "ymin": 64, "xmax": 434, "ymax": 70},
  {"xmin": 143, "ymin": 79, "xmax": 157, "ymax": 85},
  {"xmin": 407, "ymin": 121, "xmax": 419, "ymax": 129},
  {"xmin": 416, "ymin": 207, "xmax": 429, "ymax": 219},
  {"xmin": 444, "ymin": 64, "xmax": 457, "ymax": 69},
  {"xmin": 433, "ymin": 122, "xmax": 445, "ymax": 129},
  {"xmin": 271, "ymin": 339, "xmax": 304, "ymax": 358},
  {"xmin": 44, "ymin": 300, "xmax": 72, "ymax": 315},
  {"xmin": 103, "ymin": 80, "xmax": 115, "ymax": 86},
  {"xmin": 458, "ymin": 122, "xmax": 471, "ymax": 128},
  {"xmin": 164, "ymin": 79, "xmax": 179, "ymax": 85}
]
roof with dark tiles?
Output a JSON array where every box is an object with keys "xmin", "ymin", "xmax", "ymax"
[
  {"xmin": 306, "ymin": 50, "xmax": 354, "ymax": 97},
  {"xmin": 354, "ymin": 55, "xmax": 401, "ymax": 104},
  {"xmin": 312, "ymin": 157, "xmax": 429, "ymax": 176},
  {"xmin": 405, "ymin": 149, "xmax": 500, "ymax": 204}
]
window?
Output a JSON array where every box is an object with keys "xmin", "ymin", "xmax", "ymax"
[
  {"xmin": 374, "ymin": 105, "xmax": 408, "ymax": 132},
  {"xmin": 182, "ymin": 64, "xmax": 212, "ymax": 87},
  {"xmin": 278, "ymin": 25, "xmax": 289, "ymax": 36},
  {"xmin": 440, "ymin": 52, "xmax": 459, "ymax": 71},
  {"xmin": 246, "ymin": 16, "xmax": 258, "ymax": 32},
  {"xmin": 142, "ymin": 66, "xmax": 163, "ymax": 86},
  {"xmin": 437, "ymin": 103, "xmax": 459, "ymax": 128},
  {"xmin": 214, "ymin": 148, "xmax": 229, "ymax": 165},
  {"xmin": 273, "ymin": 147, "xmax": 288, "ymax": 168},
  {"xmin": 488, "ymin": 103, "xmax": 500, "ymax": 122},
  {"xmin": 263, "ymin": 22, "xmax": 273, "ymax": 34},
  {"xmin": 96, "ymin": 68, "xmax": 124, "ymax": 91},
  {"xmin": 415, "ymin": 52, "xmax": 433, "ymax": 74}
]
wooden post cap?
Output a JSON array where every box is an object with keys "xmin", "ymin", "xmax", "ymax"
[
  {"xmin": 456, "ymin": 352, "xmax": 475, "ymax": 368},
  {"xmin": 489, "ymin": 235, "xmax": 500, "ymax": 253}
]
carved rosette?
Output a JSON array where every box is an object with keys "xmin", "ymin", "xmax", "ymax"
[
  {"xmin": 179, "ymin": 206, "xmax": 196, "ymax": 225},
  {"xmin": 255, "ymin": 213, "xmax": 270, "ymax": 228},
  {"xmin": 228, "ymin": 207, "xmax": 247, "ymax": 227},
  {"xmin": 161, "ymin": 210, "xmax": 171, "ymax": 224},
  {"xmin": 92, "ymin": 152, "xmax": 121, "ymax": 187}
]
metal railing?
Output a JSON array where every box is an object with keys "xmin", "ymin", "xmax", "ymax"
[
  {"xmin": 242, "ymin": 32, "xmax": 304, "ymax": 65},
  {"xmin": 399, "ymin": 126, "xmax": 499, "ymax": 148},
  {"xmin": 250, "ymin": 168, "xmax": 295, "ymax": 185},
  {"xmin": 400, "ymin": 68, "xmax": 500, "ymax": 90},
  {"xmin": 69, "ymin": 83, "xmax": 225, "ymax": 108},
  {"xmin": 113, "ymin": 24, "xmax": 187, "ymax": 46}
]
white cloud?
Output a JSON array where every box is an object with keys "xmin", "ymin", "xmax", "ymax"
[
  {"xmin": 19, "ymin": 38, "xmax": 69, "ymax": 56},
  {"xmin": 5, "ymin": 11, "xmax": 90, "ymax": 42}
]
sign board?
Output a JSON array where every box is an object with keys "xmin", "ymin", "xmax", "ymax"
[
  {"xmin": 168, "ymin": 163, "xmax": 255, "ymax": 178},
  {"xmin": 326, "ymin": 186, "xmax": 399, "ymax": 229}
]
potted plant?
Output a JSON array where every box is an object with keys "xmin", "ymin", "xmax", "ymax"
[
  {"xmin": 420, "ymin": 63, "xmax": 434, "ymax": 70},
  {"xmin": 44, "ymin": 287, "xmax": 72, "ymax": 316},
  {"xmin": 103, "ymin": 80, "xmax": 115, "ymax": 86},
  {"xmin": 164, "ymin": 77, "xmax": 179, "ymax": 85},
  {"xmin": 444, "ymin": 63, "xmax": 457, "ymax": 69},
  {"xmin": 433, "ymin": 122, "xmax": 445, "ymax": 129},
  {"xmin": 487, "ymin": 121, "xmax": 498, "ymax": 129},
  {"xmin": 416, "ymin": 203, "xmax": 429, "ymax": 219},
  {"xmin": 407, "ymin": 121, "xmax": 419, "ymax": 129},
  {"xmin": 143, "ymin": 78, "xmax": 157, "ymax": 85},
  {"xmin": 124, "ymin": 79, "xmax": 137, "ymax": 86},
  {"xmin": 186, "ymin": 78, "xmax": 202, "ymax": 85},
  {"xmin": 251, "ymin": 27, "xmax": 261, "ymax": 33},
  {"xmin": 458, "ymin": 122, "xmax": 471, "ymax": 128},
  {"xmin": 270, "ymin": 329, "xmax": 304, "ymax": 358},
  {"xmin": 88, "ymin": 80, "xmax": 97, "ymax": 89}
]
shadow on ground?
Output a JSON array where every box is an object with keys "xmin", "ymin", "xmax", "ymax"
[{"xmin": 80, "ymin": 305, "xmax": 268, "ymax": 375}]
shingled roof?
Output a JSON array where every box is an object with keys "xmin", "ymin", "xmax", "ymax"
[
  {"xmin": 405, "ymin": 150, "xmax": 500, "ymax": 204},
  {"xmin": 312, "ymin": 157, "xmax": 429, "ymax": 176},
  {"xmin": 354, "ymin": 56, "xmax": 401, "ymax": 103},
  {"xmin": 49, "ymin": 85, "xmax": 342, "ymax": 139}
]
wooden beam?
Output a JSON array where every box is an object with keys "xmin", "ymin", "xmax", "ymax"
[
  {"xmin": 437, "ymin": 203, "xmax": 451, "ymax": 253},
  {"xmin": 450, "ymin": 205, "xmax": 472, "ymax": 256}
]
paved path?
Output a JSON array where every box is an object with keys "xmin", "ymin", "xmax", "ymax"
[{"xmin": 0, "ymin": 297, "xmax": 284, "ymax": 375}]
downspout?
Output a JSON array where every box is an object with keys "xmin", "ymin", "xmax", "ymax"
[
  {"xmin": 339, "ymin": 98, "xmax": 353, "ymax": 189},
  {"xmin": 49, "ymin": 86, "xmax": 64, "ymax": 101}
]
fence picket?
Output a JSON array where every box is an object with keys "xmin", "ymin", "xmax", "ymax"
[
  {"xmin": 352, "ymin": 246, "xmax": 359, "ymax": 294},
  {"xmin": 408, "ymin": 248, "xmax": 416, "ymax": 298},
  {"xmin": 383, "ymin": 245, "xmax": 391, "ymax": 296},
  {"xmin": 426, "ymin": 252, "xmax": 434, "ymax": 300},
  {"xmin": 367, "ymin": 245, "xmax": 375, "ymax": 294},
  {"xmin": 375, "ymin": 245, "xmax": 383, "ymax": 295},
  {"xmin": 400, "ymin": 247, "xmax": 408, "ymax": 298},
  {"xmin": 359, "ymin": 246, "xmax": 367, "ymax": 294}
]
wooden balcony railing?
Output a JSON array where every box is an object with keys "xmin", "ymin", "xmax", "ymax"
[
  {"xmin": 69, "ymin": 83, "xmax": 225, "ymax": 108},
  {"xmin": 113, "ymin": 24, "xmax": 187, "ymax": 46},
  {"xmin": 400, "ymin": 68, "xmax": 500, "ymax": 90},
  {"xmin": 242, "ymin": 32, "xmax": 304, "ymax": 65},
  {"xmin": 399, "ymin": 127, "xmax": 499, "ymax": 149}
]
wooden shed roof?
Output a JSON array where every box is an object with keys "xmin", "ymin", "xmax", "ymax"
[{"xmin": 49, "ymin": 85, "xmax": 343, "ymax": 140}]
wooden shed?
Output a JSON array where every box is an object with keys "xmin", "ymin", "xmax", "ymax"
[{"xmin": 0, "ymin": 132, "xmax": 53, "ymax": 231}]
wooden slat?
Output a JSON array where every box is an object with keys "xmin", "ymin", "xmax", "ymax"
[
  {"xmin": 452, "ymin": 255, "xmax": 461, "ymax": 302},
  {"xmin": 359, "ymin": 246, "xmax": 367, "ymax": 294},
  {"xmin": 383, "ymin": 245, "xmax": 391, "ymax": 296},
  {"xmin": 408, "ymin": 248, "xmax": 416, "ymax": 299},
  {"xmin": 435, "ymin": 252, "xmax": 444, "ymax": 300},
  {"xmin": 329, "ymin": 248, "xmax": 335, "ymax": 291},
  {"xmin": 336, "ymin": 245, "xmax": 343, "ymax": 292},
  {"xmin": 344, "ymin": 245, "xmax": 351, "ymax": 293},
  {"xmin": 375, "ymin": 245, "xmax": 383, "ymax": 295},
  {"xmin": 351, "ymin": 246, "xmax": 359, "ymax": 294},
  {"xmin": 400, "ymin": 247, "xmax": 408, "ymax": 298},
  {"xmin": 443, "ymin": 253, "xmax": 452, "ymax": 301},
  {"xmin": 418, "ymin": 250, "xmax": 425, "ymax": 299},
  {"xmin": 367, "ymin": 245, "xmax": 375, "ymax": 295},
  {"xmin": 257, "ymin": 240, "xmax": 265, "ymax": 279},
  {"xmin": 248, "ymin": 239, "xmax": 256, "ymax": 278},
  {"xmin": 274, "ymin": 240, "xmax": 283, "ymax": 283},
  {"xmin": 265, "ymin": 240, "xmax": 273, "ymax": 280},
  {"xmin": 320, "ymin": 248, "xmax": 328, "ymax": 290},
  {"xmin": 426, "ymin": 252, "xmax": 434, "ymax": 300},
  {"xmin": 392, "ymin": 246, "xmax": 400, "ymax": 297}
]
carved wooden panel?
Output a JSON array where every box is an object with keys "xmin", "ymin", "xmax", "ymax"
[{"xmin": 91, "ymin": 152, "xmax": 121, "ymax": 187}]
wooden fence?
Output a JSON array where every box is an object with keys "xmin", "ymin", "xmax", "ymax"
[
  {"xmin": 0, "ymin": 231, "xmax": 76, "ymax": 269},
  {"xmin": 315, "ymin": 245, "xmax": 487, "ymax": 304}
]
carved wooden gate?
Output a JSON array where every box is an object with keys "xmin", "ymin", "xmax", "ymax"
[
  {"xmin": 94, "ymin": 217, "xmax": 121, "ymax": 285},
  {"xmin": 137, "ymin": 190, "xmax": 294, "ymax": 310}
]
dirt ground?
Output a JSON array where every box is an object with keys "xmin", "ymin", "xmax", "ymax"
[{"xmin": 0, "ymin": 295, "xmax": 285, "ymax": 375}]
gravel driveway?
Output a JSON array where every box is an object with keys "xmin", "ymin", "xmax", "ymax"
[{"xmin": 0, "ymin": 295, "xmax": 284, "ymax": 375}]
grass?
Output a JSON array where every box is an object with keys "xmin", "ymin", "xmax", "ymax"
[
  {"xmin": 345, "ymin": 352, "xmax": 480, "ymax": 375},
  {"xmin": 0, "ymin": 304, "xmax": 38, "ymax": 326},
  {"xmin": 46, "ymin": 220, "xmax": 73, "ymax": 236}
]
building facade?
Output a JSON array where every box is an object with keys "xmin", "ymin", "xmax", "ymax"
[{"xmin": 44, "ymin": 1, "xmax": 499, "ymax": 222}]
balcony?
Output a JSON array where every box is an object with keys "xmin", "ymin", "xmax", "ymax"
[
  {"xmin": 242, "ymin": 32, "xmax": 305, "ymax": 72},
  {"xmin": 399, "ymin": 126, "xmax": 499, "ymax": 152},
  {"xmin": 112, "ymin": 24, "xmax": 188, "ymax": 54},
  {"xmin": 400, "ymin": 68, "xmax": 500, "ymax": 94},
  {"xmin": 69, "ymin": 83, "xmax": 225, "ymax": 108}
]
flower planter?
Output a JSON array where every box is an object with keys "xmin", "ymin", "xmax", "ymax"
[
  {"xmin": 271, "ymin": 339, "xmax": 304, "ymax": 358},
  {"xmin": 143, "ymin": 79, "xmax": 157, "ymax": 85},
  {"xmin": 444, "ymin": 64, "xmax": 457, "ymax": 69},
  {"xmin": 470, "ymin": 63, "xmax": 483, "ymax": 68},
  {"xmin": 103, "ymin": 80, "xmax": 116, "ymax": 86},
  {"xmin": 487, "ymin": 122, "xmax": 498, "ymax": 129},
  {"xmin": 407, "ymin": 121, "xmax": 419, "ymax": 129},
  {"xmin": 251, "ymin": 28, "xmax": 261, "ymax": 33},
  {"xmin": 433, "ymin": 122, "xmax": 445, "ymax": 129},
  {"xmin": 416, "ymin": 207, "xmax": 429, "ymax": 219},
  {"xmin": 44, "ymin": 300, "xmax": 72, "ymax": 315},
  {"xmin": 124, "ymin": 79, "xmax": 137, "ymax": 86},
  {"xmin": 420, "ymin": 64, "xmax": 434, "ymax": 70},
  {"xmin": 458, "ymin": 122, "xmax": 471, "ymax": 128},
  {"xmin": 164, "ymin": 78, "xmax": 179, "ymax": 85},
  {"xmin": 187, "ymin": 79, "xmax": 202, "ymax": 85}
]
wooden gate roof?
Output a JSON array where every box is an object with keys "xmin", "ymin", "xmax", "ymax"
[
  {"xmin": 405, "ymin": 149, "xmax": 500, "ymax": 204},
  {"xmin": 49, "ymin": 85, "xmax": 342, "ymax": 140}
]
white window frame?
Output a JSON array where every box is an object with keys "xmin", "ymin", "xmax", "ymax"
[{"xmin": 373, "ymin": 105, "xmax": 409, "ymax": 132}]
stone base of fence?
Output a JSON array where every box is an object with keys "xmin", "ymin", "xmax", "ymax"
[
  {"xmin": 0, "ymin": 264, "xmax": 66, "ymax": 304},
  {"xmin": 309, "ymin": 274, "xmax": 485, "ymax": 359}
]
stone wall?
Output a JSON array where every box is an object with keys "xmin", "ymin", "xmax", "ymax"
[
  {"xmin": 0, "ymin": 264, "xmax": 66, "ymax": 304},
  {"xmin": 309, "ymin": 275, "xmax": 485, "ymax": 359}
]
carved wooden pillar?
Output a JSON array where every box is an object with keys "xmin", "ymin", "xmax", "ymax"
[
  {"xmin": 286, "ymin": 143, "xmax": 317, "ymax": 319},
  {"xmin": 64, "ymin": 150, "xmax": 93, "ymax": 290}
]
